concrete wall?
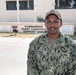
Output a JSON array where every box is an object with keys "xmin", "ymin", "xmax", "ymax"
[{"xmin": 0, "ymin": 22, "xmax": 74, "ymax": 35}]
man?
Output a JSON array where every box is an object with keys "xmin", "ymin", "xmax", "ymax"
[{"xmin": 27, "ymin": 10, "xmax": 76, "ymax": 75}]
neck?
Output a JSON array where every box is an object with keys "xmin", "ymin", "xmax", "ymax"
[{"xmin": 48, "ymin": 33, "xmax": 60, "ymax": 39}]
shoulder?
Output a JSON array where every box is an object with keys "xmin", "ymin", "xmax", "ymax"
[
  {"xmin": 62, "ymin": 34, "xmax": 75, "ymax": 44},
  {"xmin": 61, "ymin": 34, "xmax": 76, "ymax": 56}
]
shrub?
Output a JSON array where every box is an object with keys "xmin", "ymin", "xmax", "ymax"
[{"xmin": 37, "ymin": 16, "xmax": 44, "ymax": 22}]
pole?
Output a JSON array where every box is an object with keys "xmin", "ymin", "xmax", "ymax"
[
  {"xmin": 34, "ymin": 0, "xmax": 37, "ymax": 22},
  {"xmin": 57, "ymin": 0, "xmax": 60, "ymax": 7},
  {"xmin": 16, "ymin": 0, "xmax": 19, "ymax": 22},
  {"xmin": 52, "ymin": 0, "xmax": 55, "ymax": 9}
]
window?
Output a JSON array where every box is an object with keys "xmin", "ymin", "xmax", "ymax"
[
  {"xmin": 6, "ymin": 1, "xmax": 17, "ymax": 10},
  {"xmin": 55, "ymin": 0, "xmax": 76, "ymax": 9},
  {"xmin": 6, "ymin": 0, "xmax": 34, "ymax": 10},
  {"xmin": 19, "ymin": 1, "xmax": 28, "ymax": 10}
]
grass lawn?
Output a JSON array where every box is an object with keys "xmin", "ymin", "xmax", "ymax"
[
  {"xmin": 0, "ymin": 32, "xmax": 76, "ymax": 40},
  {"xmin": 0, "ymin": 32, "xmax": 41, "ymax": 38}
]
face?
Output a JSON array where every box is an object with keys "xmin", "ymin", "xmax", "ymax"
[{"xmin": 45, "ymin": 15, "xmax": 62, "ymax": 36}]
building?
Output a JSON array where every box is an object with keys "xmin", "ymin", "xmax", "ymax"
[{"xmin": 0, "ymin": 0, "xmax": 76, "ymax": 24}]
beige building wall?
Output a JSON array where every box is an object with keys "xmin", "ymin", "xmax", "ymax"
[
  {"xmin": 0, "ymin": 0, "xmax": 53, "ymax": 22},
  {"xmin": 35, "ymin": 0, "xmax": 52, "ymax": 19},
  {"xmin": 57, "ymin": 9, "xmax": 76, "ymax": 23},
  {"xmin": 0, "ymin": 0, "xmax": 17, "ymax": 22},
  {"xmin": 0, "ymin": 0, "xmax": 34, "ymax": 22},
  {"xmin": 0, "ymin": 0, "xmax": 76, "ymax": 24}
]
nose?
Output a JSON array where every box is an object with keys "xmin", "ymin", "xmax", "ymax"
[{"xmin": 51, "ymin": 22, "xmax": 55, "ymax": 27}]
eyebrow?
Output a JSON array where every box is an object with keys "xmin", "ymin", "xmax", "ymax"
[{"xmin": 46, "ymin": 20, "xmax": 60, "ymax": 22}]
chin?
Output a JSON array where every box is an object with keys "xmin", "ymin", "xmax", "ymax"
[{"xmin": 49, "ymin": 32, "xmax": 59, "ymax": 35}]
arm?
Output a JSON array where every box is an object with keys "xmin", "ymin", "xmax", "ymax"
[
  {"xmin": 65, "ymin": 44, "xmax": 76, "ymax": 75},
  {"xmin": 70, "ymin": 44, "xmax": 76, "ymax": 75},
  {"xmin": 27, "ymin": 42, "xmax": 39, "ymax": 75},
  {"xmin": 64, "ymin": 36, "xmax": 76, "ymax": 75}
]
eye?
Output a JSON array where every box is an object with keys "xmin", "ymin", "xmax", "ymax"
[
  {"xmin": 53, "ymin": 20, "xmax": 59, "ymax": 23},
  {"xmin": 47, "ymin": 21, "xmax": 51, "ymax": 23},
  {"xmin": 46, "ymin": 20, "xmax": 52, "ymax": 24},
  {"xmin": 45, "ymin": 20, "xmax": 60, "ymax": 24}
]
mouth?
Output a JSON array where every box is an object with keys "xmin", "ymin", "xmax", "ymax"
[{"xmin": 49, "ymin": 28, "xmax": 56, "ymax": 31}]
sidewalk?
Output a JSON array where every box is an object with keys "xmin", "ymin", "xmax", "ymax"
[{"xmin": 0, "ymin": 37, "xmax": 34, "ymax": 75}]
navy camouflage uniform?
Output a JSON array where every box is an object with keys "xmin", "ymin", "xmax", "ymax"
[{"xmin": 27, "ymin": 33, "xmax": 76, "ymax": 75}]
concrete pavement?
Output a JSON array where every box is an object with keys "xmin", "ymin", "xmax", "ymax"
[{"xmin": 0, "ymin": 37, "xmax": 34, "ymax": 75}]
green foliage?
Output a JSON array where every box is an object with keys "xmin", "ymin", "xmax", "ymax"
[{"xmin": 37, "ymin": 16, "xmax": 44, "ymax": 22}]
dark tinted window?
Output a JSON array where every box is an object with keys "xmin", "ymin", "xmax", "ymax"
[
  {"xmin": 6, "ymin": 1, "xmax": 17, "ymax": 10},
  {"xmin": 19, "ymin": 1, "xmax": 28, "ymax": 10},
  {"xmin": 6, "ymin": 0, "xmax": 34, "ymax": 10},
  {"xmin": 55, "ymin": 0, "xmax": 76, "ymax": 9}
]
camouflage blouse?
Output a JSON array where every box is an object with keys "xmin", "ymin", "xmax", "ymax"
[{"xmin": 27, "ymin": 33, "xmax": 76, "ymax": 75}]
